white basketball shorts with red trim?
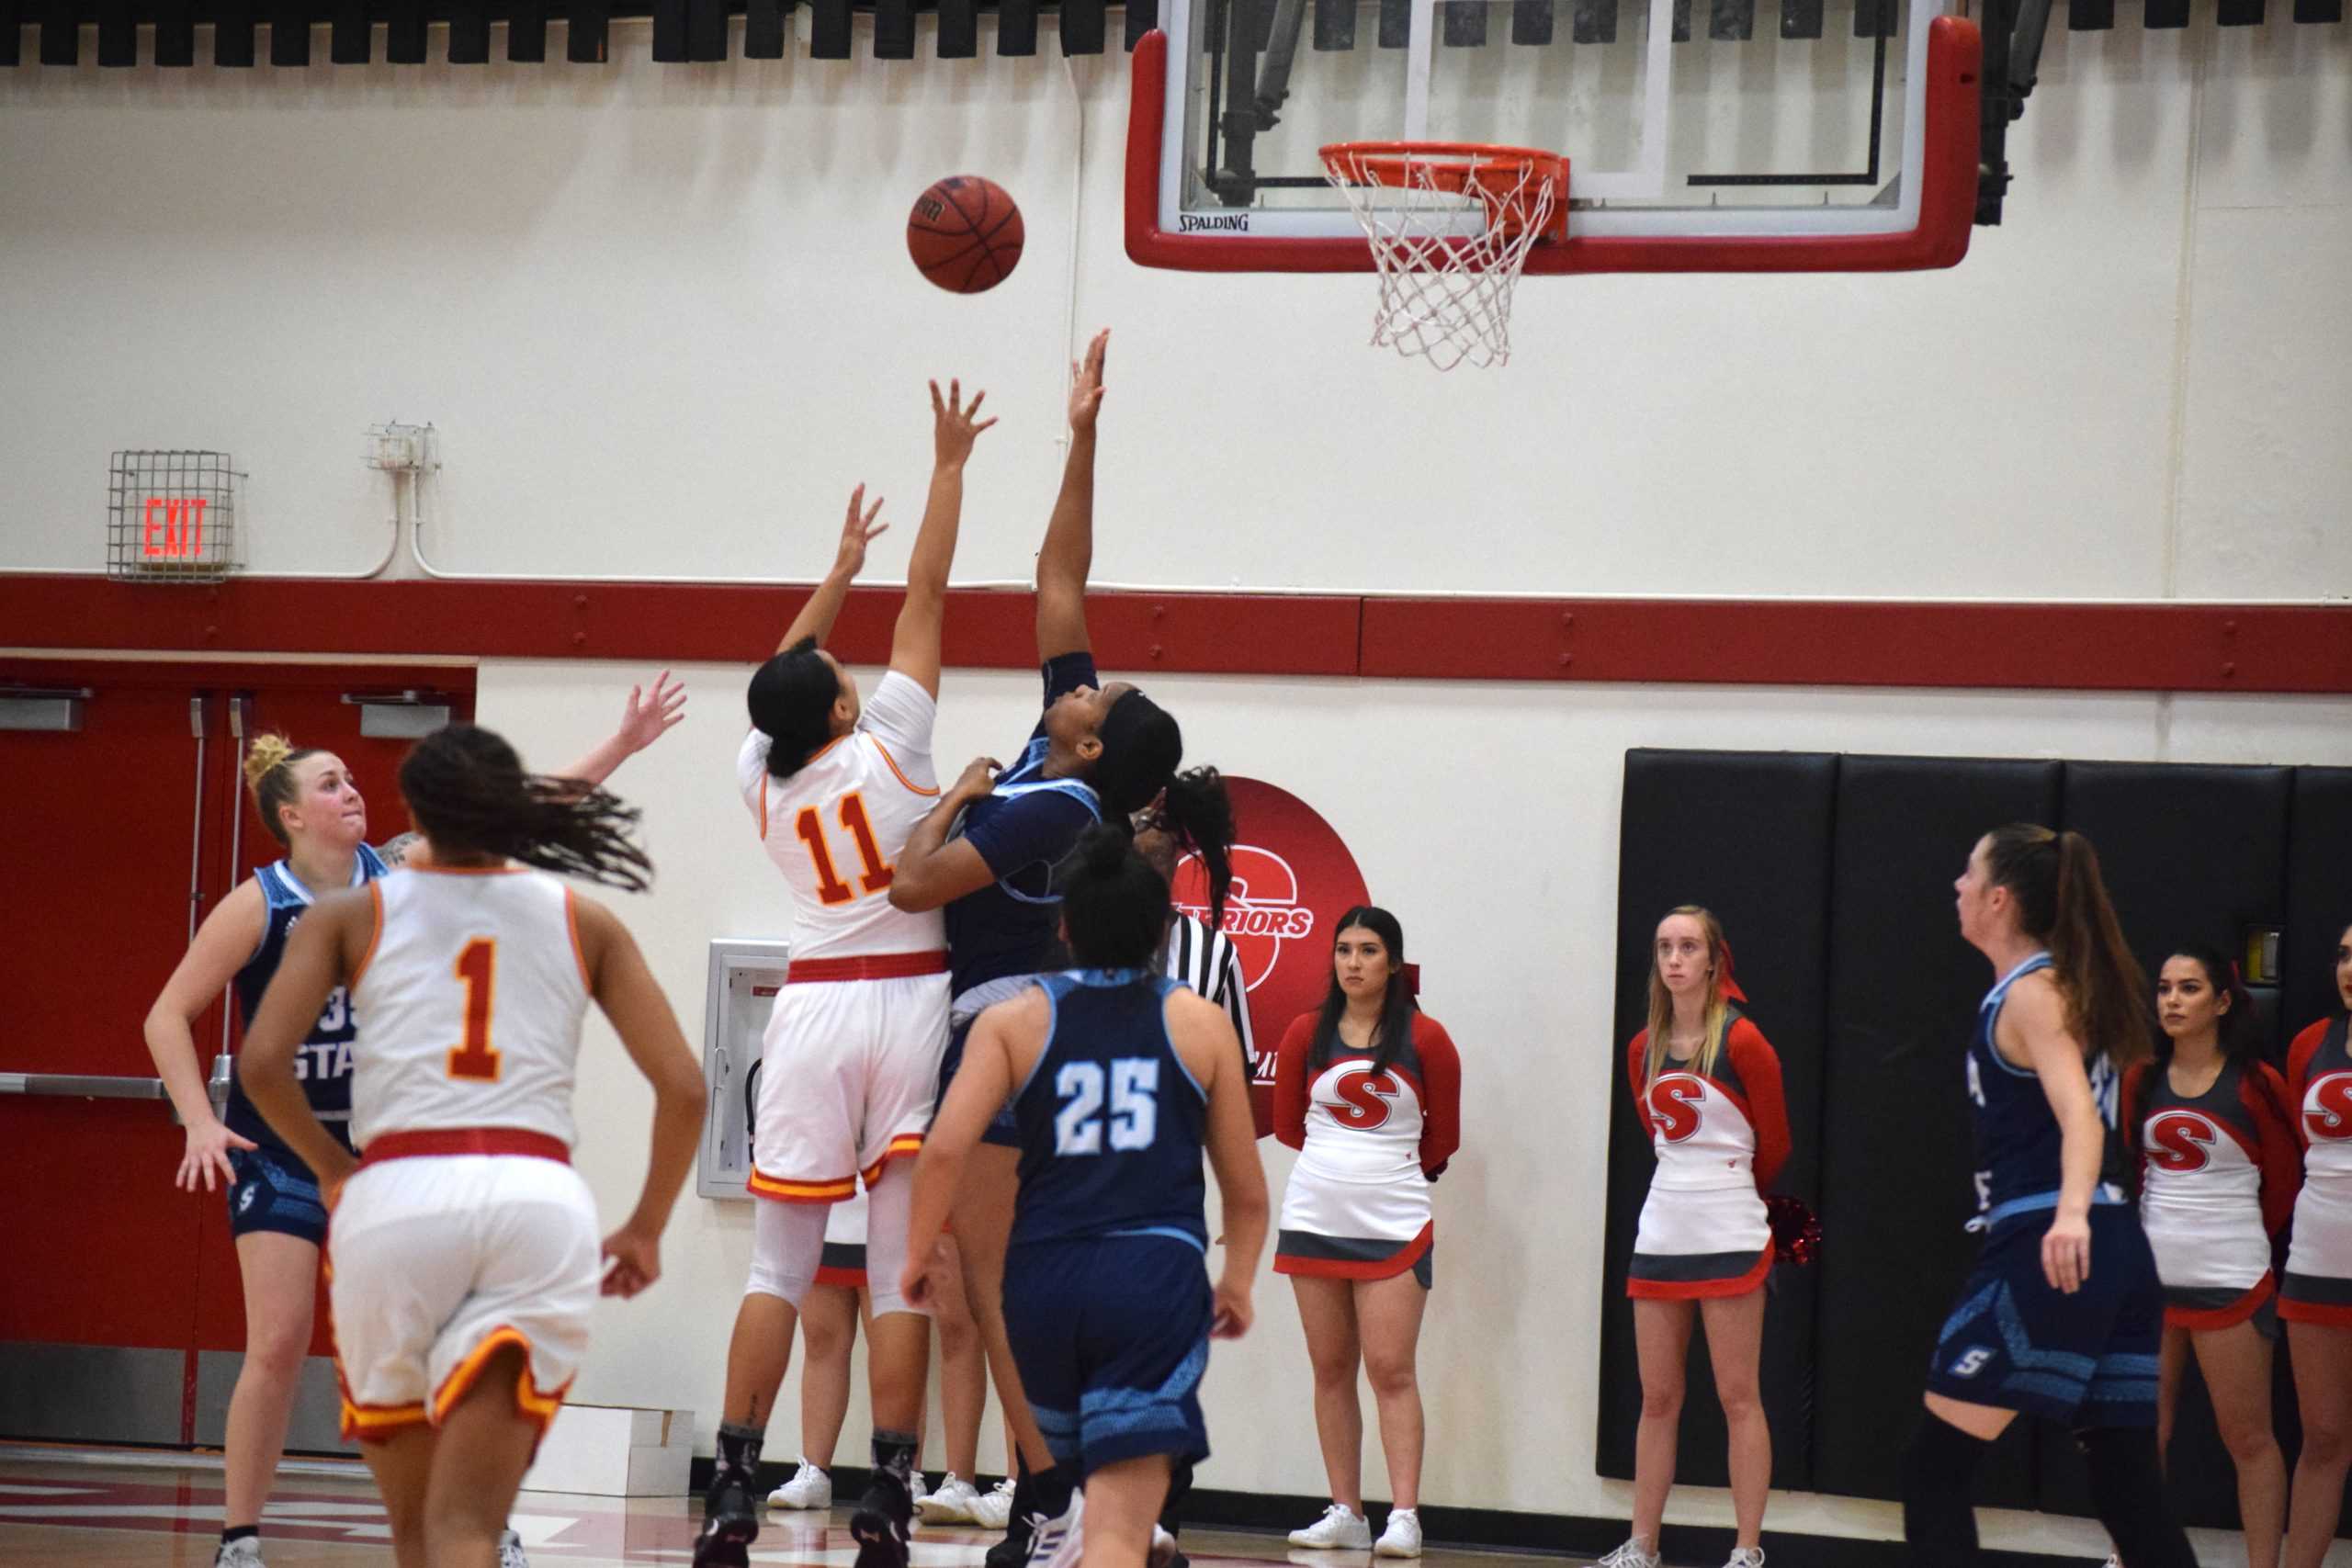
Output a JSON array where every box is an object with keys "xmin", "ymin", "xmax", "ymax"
[
  {"xmin": 329, "ymin": 1150, "xmax": 597, "ymax": 1443},
  {"xmin": 750, "ymin": 970, "xmax": 949, "ymax": 1203}
]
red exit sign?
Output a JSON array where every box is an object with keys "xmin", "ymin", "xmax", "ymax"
[{"xmin": 142, "ymin": 497, "xmax": 209, "ymax": 559}]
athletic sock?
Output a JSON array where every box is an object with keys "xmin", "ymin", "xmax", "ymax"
[
  {"xmin": 1032, "ymin": 1462, "xmax": 1076, "ymax": 1522},
  {"xmin": 221, "ymin": 1528, "xmax": 260, "ymax": 1546},
  {"xmin": 1901, "ymin": 1415, "xmax": 1990, "ymax": 1568},
  {"xmin": 2075, "ymin": 1427, "xmax": 2197, "ymax": 1568},
  {"xmin": 716, "ymin": 1423, "xmax": 765, "ymax": 1487}
]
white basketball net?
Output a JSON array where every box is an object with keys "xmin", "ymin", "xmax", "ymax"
[{"xmin": 1321, "ymin": 146, "xmax": 1563, "ymax": 372}]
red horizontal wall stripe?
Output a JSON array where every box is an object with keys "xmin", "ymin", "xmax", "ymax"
[{"xmin": 4, "ymin": 575, "xmax": 2349, "ymax": 694}]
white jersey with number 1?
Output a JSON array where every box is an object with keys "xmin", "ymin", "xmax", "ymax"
[{"xmin": 737, "ymin": 671, "xmax": 946, "ymax": 962}]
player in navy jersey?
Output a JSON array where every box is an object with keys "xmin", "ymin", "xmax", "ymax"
[
  {"xmin": 2278, "ymin": 920, "xmax": 2352, "ymax": 1568},
  {"xmin": 1903, "ymin": 825, "xmax": 2196, "ymax": 1568},
  {"xmin": 141, "ymin": 682, "xmax": 683, "ymax": 1568},
  {"xmin": 887, "ymin": 330, "xmax": 1238, "ymax": 1566},
  {"xmin": 2117, "ymin": 945, "xmax": 2297, "ymax": 1568},
  {"xmin": 900, "ymin": 826, "xmax": 1268, "ymax": 1568}
]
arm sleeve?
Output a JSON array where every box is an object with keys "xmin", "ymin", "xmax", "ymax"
[
  {"xmin": 2247, "ymin": 1062, "xmax": 2305, "ymax": 1235},
  {"xmin": 736, "ymin": 731, "xmax": 772, "ymax": 829},
  {"xmin": 1416, "ymin": 1017, "xmax": 1462, "ymax": 1180},
  {"xmin": 1273, "ymin": 1015, "xmax": 1313, "ymax": 1151},
  {"xmin": 1626, "ymin": 1032, "xmax": 1650, "ymax": 1130},
  {"xmin": 1034, "ymin": 651, "xmax": 1100, "ymax": 736},
  {"xmin": 1729, "ymin": 1021, "xmax": 1792, "ymax": 1190},
  {"xmin": 2118, "ymin": 1062, "xmax": 2149, "ymax": 1166},
  {"xmin": 859, "ymin": 671, "xmax": 940, "ymax": 780},
  {"xmin": 1213, "ymin": 933, "xmax": 1256, "ymax": 1077},
  {"xmin": 957, "ymin": 790, "xmax": 1097, "ymax": 880}
]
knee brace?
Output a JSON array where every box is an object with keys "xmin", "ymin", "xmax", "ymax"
[
  {"xmin": 2074, "ymin": 1427, "xmax": 2196, "ymax": 1568},
  {"xmin": 861, "ymin": 1161, "xmax": 928, "ymax": 1318},
  {"xmin": 1901, "ymin": 1415, "xmax": 1990, "ymax": 1568},
  {"xmin": 745, "ymin": 1197, "xmax": 829, "ymax": 1308}
]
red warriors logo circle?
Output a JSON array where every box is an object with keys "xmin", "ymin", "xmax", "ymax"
[
  {"xmin": 1170, "ymin": 777, "xmax": 1371, "ymax": 1136},
  {"xmin": 2145, "ymin": 1110, "xmax": 2220, "ymax": 1172}
]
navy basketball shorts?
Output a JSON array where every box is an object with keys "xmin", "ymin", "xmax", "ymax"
[
  {"xmin": 936, "ymin": 1014, "xmax": 1022, "ymax": 1149},
  {"xmin": 227, "ymin": 1141, "xmax": 336, "ymax": 1246},
  {"xmin": 1002, "ymin": 1234, "xmax": 1214, "ymax": 1480},
  {"xmin": 1926, "ymin": 1204, "xmax": 2162, "ymax": 1427}
]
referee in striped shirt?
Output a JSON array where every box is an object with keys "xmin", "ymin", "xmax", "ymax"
[{"xmin": 1133, "ymin": 810, "xmax": 1257, "ymax": 1568}]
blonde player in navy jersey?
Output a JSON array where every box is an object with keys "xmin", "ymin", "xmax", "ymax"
[
  {"xmin": 700, "ymin": 381, "xmax": 994, "ymax": 1568},
  {"xmin": 2279, "ymin": 921, "xmax": 2352, "ymax": 1568},
  {"xmin": 142, "ymin": 680, "xmax": 682, "ymax": 1568},
  {"xmin": 1904, "ymin": 826, "xmax": 2195, "ymax": 1568},
  {"xmin": 2115, "ymin": 945, "xmax": 2298, "ymax": 1568},
  {"xmin": 900, "ymin": 826, "xmax": 1269, "ymax": 1568},
  {"xmin": 235, "ymin": 723, "xmax": 703, "ymax": 1568},
  {"xmin": 1272, "ymin": 908, "xmax": 1461, "ymax": 1560},
  {"xmin": 1601, "ymin": 907, "xmax": 1789, "ymax": 1568}
]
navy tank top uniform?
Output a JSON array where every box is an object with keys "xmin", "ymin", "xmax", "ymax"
[
  {"xmin": 222, "ymin": 845, "xmax": 388, "ymax": 1243},
  {"xmin": 1000, "ymin": 969, "xmax": 1216, "ymax": 1479},
  {"xmin": 1928, "ymin": 952, "xmax": 2163, "ymax": 1425}
]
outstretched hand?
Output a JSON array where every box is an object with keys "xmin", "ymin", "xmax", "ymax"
[
  {"xmin": 614, "ymin": 671, "xmax": 687, "ymax": 755},
  {"xmin": 831, "ymin": 484, "xmax": 889, "ymax": 578},
  {"xmin": 1068, "ymin": 330, "xmax": 1109, "ymax": 434},
  {"xmin": 932, "ymin": 378, "xmax": 998, "ymax": 467}
]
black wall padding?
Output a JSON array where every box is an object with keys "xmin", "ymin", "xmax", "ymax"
[
  {"xmin": 1809, "ymin": 755, "xmax": 2056, "ymax": 1509},
  {"xmin": 1597, "ymin": 750, "xmax": 1835, "ymax": 1495},
  {"xmin": 2284, "ymin": 767, "xmax": 2352, "ymax": 1047}
]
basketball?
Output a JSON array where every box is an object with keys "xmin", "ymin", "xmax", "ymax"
[{"xmin": 907, "ymin": 175, "xmax": 1024, "ymax": 295}]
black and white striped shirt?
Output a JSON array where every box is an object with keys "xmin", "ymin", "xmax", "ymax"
[{"xmin": 1163, "ymin": 913, "xmax": 1257, "ymax": 1080}]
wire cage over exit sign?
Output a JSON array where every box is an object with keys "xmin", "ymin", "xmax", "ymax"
[{"xmin": 107, "ymin": 450, "xmax": 243, "ymax": 581}]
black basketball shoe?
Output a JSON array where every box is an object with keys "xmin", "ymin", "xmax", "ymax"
[{"xmin": 692, "ymin": 1472, "xmax": 759, "ymax": 1568}]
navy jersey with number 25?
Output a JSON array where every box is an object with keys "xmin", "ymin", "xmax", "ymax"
[{"xmin": 1011, "ymin": 969, "xmax": 1208, "ymax": 1250}]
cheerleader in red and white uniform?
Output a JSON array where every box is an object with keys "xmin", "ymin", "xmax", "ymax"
[
  {"xmin": 1603, "ymin": 907, "xmax": 1788, "ymax": 1568},
  {"xmin": 2280, "ymin": 921, "xmax": 2352, "ymax": 1568},
  {"xmin": 1272, "ymin": 908, "xmax": 1461, "ymax": 1561},
  {"xmin": 2120, "ymin": 946, "xmax": 2298, "ymax": 1568}
]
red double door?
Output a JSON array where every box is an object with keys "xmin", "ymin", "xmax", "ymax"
[{"xmin": 0, "ymin": 660, "xmax": 473, "ymax": 1449}]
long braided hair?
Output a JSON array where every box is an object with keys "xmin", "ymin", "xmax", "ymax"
[{"xmin": 398, "ymin": 725, "xmax": 652, "ymax": 892}]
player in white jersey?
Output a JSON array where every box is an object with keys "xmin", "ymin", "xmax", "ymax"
[
  {"xmin": 700, "ymin": 380, "xmax": 995, "ymax": 1568},
  {"xmin": 237, "ymin": 723, "xmax": 703, "ymax": 1568}
]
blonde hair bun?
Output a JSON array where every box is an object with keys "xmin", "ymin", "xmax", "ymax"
[{"xmin": 243, "ymin": 732, "xmax": 297, "ymax": 795}]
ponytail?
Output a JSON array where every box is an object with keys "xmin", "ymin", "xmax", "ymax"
[
  {"xmin": 1149, "ymin": 765, "xmax": 1236, "ymax": 939},
  {"xmin": 398, "ymin": 725, "xmax": 653, "ymax": 892},
  {"xmin": 1984, "ymin": 823, "xmax": 2154, "ymax": 1072},
  {"xmin": 243, "ymin": 731, "xmax": 322, "ymax": 848},
  {"xmin": 746, "ymin": 637, "xmax": 842, "ymax": 782}
]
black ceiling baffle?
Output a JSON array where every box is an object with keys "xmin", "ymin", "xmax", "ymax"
[
  {"xmin": 742, "ymin": 0, "xmax": 787, "ymax": 57},
  {"xmin": 329, "ymin": 0, "xmax": 368, "ymax": 60},
  {"xmin": 2068, "ymin": 0, "xmax": 2114, "ymax": 32},
  {"xmin": 1124, "ymin": 0, "xmax": 1157, "ymax": 48},
  {"xmin": 651, "ymin": 0, "xmax": 687, "ymax": 61},
  {"xmin": 1442, "ymin": 0, "xmax": 1486, "ymax": 45},
  {"xmin": 997, "ymin": 0, "xmax": 1037, "ymax": 54},
  {"xmin": 937, "ymin": 0, "xmax": 978, "ymax": 57},
  {"xmin": 1060, "ymin": 0, "xmax": 1103, "ymax": 51},
  {"xmin": 97, "ymin": 0, "xmax": 138, "ymax": 64},
  {"xmin": 41, "ymin": 0, "xmax": 81, "ymax": 63},
  {"xmin": 567, "ymin": 0, "xmax": 610, "ymax": 62},
  {"xmin": 1712, "ymin": 0, "xmax": 1753, "ymax": 39},
  {"xmin": 1777, "ymin": 0, "xmax": 1820, "ymax": 39},
  {"xmin": 874, "ymin": 0, "xmax": 915, "ymax": 59},
  {"xmin": 0, "ymin": 0, "xmax": 19, "ymax": 66},
  {"xmin": 154, "ymin": 0, "xmax": 195, "ymax": 60},
  {"xmin": 214, "ymin": 0, "xmax": 258, "ymax": 64},
  {"xmin": 808, "ymin": 0, "xmax": 848, "ymax": 57},
  {"xmin": 2144, "ymin": 0, "xmax": 2188, "ymax": 28},
  {"xmin": 1510, "ymin": 0, "xmax": 1554, "ymax": 44},
  {"xmin": 510, "ymin": 0, "xmax": 548, "ymax": 58},
  {"xmin": 1310, "ymin": 0, "xmax": 1350, "ymax": 49},
  {"xmin": 385, "ymin": 0, "xmax": 424, "ymax": 61},
  {"xmin": 687, "ymin": 0, "xmax": 724, "ymax": 62},
  {"xmin": 448, "ymin": 0, "xmax": 491, "ymax": 60},
  {"xmin": 271, "ymin": 0, "xmax": 311, "ymax": 62}
]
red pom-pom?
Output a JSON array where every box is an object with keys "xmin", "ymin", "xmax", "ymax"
[{"xmin": 1767, "ymin": 1194, "xmax": 1821, "ymax": 1267}]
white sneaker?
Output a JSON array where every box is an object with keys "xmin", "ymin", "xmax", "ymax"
[
  {"xmin": 766, "ymin": 1460, "xmax": 832, "ymax": 1511},
  {"xmin": 922, "ymin": 1474, "xmax": 984, "ymax": 1525},
  {"xmin": 213, "ymin": 1539, "xmax": 265, "ymax": 1568},
  {"xmin": 969, "ymin": 1478, "xmax": 1016, "ymax": 1531},
  {"xmin": 1725, "ymin": 1550, "xmax": 1765, "ymax": 1568},
  {"xmin": 1150, "ymin": 1525, "xmax": 1181, "ymax": 1568},
  {"xmin": 1374, "ymin": 1509, "xmax": 1421, "ymax": 1559},
  {"xmin": 910, "ymin": 1472, "xmax": 931, "ymax": 1510},
  {"xmin": 1597, "ymin": 1540, "xmax": 1661, "ymax": 1568},
  {"xmin": 499, "ymin": 1529, "xmax": 529, "ymax": 1568},
  {"xmin": 1023, "ymin": 1494, "xmax": 1086, "ymax": 1568},
  {"xmin": 1289, "ymin": 1505, "xmax": 1374, "ymax": 1551}
]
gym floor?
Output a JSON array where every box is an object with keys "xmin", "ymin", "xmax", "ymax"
[{"xmin": 0, "ymin": 1456, "xmax": 1534, "ymax": 1568}]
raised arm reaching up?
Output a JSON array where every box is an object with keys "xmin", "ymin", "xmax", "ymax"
[
  {"xmin": 1034, "ymin": 329, "xmax": 1107, "ymax": 664},
  {"xmin": 890, "ymin": 379, "xmax": 996, "ymax": 698},
  {"xmin": 777, "ymin": 486, "xmax": 889, "ymax": 655}
]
